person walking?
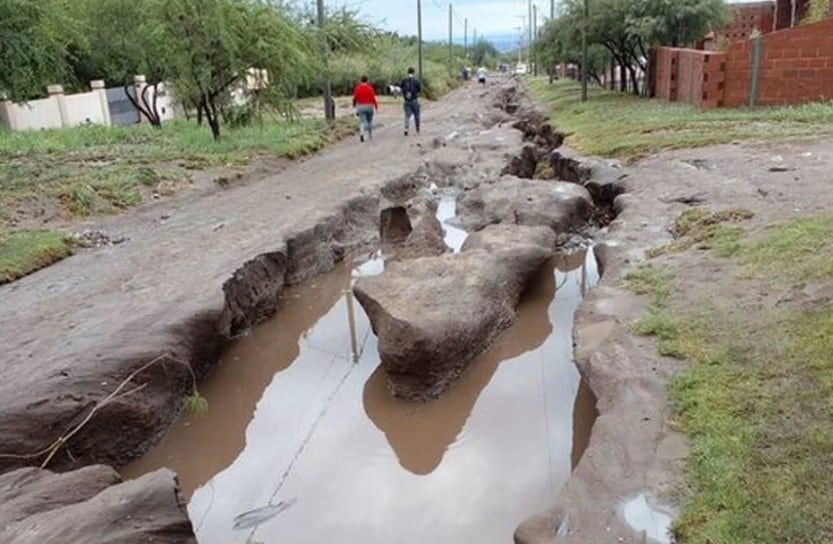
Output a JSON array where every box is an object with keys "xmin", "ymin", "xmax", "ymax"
[
  {"xmin": 477, "ymin": 66, "xmax": 488, "ymax": 85},
  {"xmin": 352, "ymin": 75, "xmax": 378, "ymax": 142},
  {"xmin": 400, "ymin": 67, "xmax": 422, "ymax": 136}
]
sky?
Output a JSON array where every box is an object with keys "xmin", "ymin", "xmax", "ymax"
[
  {"xmin": 337, "ymin": 0, "xmax": 539, "ymax": 42},
  {"xmin": 328, "ymin": 0, "xmax": 766, "ymax": 44}
]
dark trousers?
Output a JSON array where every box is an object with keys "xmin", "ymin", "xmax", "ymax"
[{"xmin": 404, "ymin": 99, "xmax": 420, "ymax": 132}]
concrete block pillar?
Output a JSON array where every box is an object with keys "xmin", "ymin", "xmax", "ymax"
[
  {"xmin": 0, "ymin": 92, "xmax": 19, "ymax": 131},
  {"xmin": 90, "ymin": 80, "xmax": 111, "ymax": 126},
  {"xmin": 133, "ymin": 75, "xmax": 149, "ymax": 123},
  {"xmin": 47, "ymin": 84, "xmax": 69, "ymax": 127}
]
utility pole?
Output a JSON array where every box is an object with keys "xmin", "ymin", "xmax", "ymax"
[
  {"xmin": 417, "ymin": 0, "xmax": 424, "ymax": 81},
  {"xmin": 464, "ymin": 18, "xmax": 468, "ymax": 60},
  {"xmin": 316, "ymin": 0, "xmax": 334, "ymax": 121},
  {"xmin": 581, "ymin": 0, "xmax": 588, "ymax": 101},
  {"xmin": 448, "ymin": 3, "xmax": 453, "ymax": 73},
  {"xmin": 533, "ymin": 5, "xmax": 538, "ymax": 76},
  {"xmin": 528, "ymin": 0, "xmax": 533, "ymax": 61},
  {"xmin": 551, "ymin": 0, "xmax": 555, "ymax": 19}
]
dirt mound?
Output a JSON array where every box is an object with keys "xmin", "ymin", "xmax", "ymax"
[
  {"xmin": 354, "ymin": 225, "xmax": 556, "ymax": 400},
  {"xmin": 457, "ymin": 177, "xmax": 593, "ymax": 233},
  {"xmin": 1, "ymin": 466, "xmax": 193, "ymax": 543}
]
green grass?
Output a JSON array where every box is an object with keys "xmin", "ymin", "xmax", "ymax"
[
  {"xmin": 0, "ymin": 118, "xmax": 354, "ymax": 224},
  {"xmin": 743, "ymin": 214, "xmax": 833, "ymax": 281},
  {"xmin": 0, "ymin": 229, "xmax": 74, "ymax": 284},
  {"xmin": 648, "ymin": 207, "xmax": 754, "ymax": 259},
  {"xmin": 526, "ymin": 78, "xmax": 833, "ymax": 158},
  {"xmin": 627, "ymin": 218, "xmax": 833, "ymax": 543}
]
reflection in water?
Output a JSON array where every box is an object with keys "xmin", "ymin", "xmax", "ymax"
[
  {"xmin": 436, "ymin": 193, "xmax": 468, "ymax": 253},
  {"xmin": 126, "ymin": 247, "xmax": 600, "ymax": 544},
  {"xmin": 122, "ymin": 265, "xmax": 353, "ymax": 495},
  {"xmin": 363, "ymin": 259, "xmax": 556, "ymax": 475},
  {"xmin": 622, "ymin": 493, "xmax": 673, "ymax": 544}
]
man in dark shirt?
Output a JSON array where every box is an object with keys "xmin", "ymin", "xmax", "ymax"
[{"xmin": 400, "ymin": 67, "xmax": 422, "ymax": 136}]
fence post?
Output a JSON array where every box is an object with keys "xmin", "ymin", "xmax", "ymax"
[
  {"xmin": 0, "ymin": 93, "xmax": 19, "ymax": 131},
  {"xmin": 748, "ymin": 36, "xmax": 763, "ymax": 107},
  {"xmin": 90, "ymin": 80, "xmax": 111, "ymax": 126},
  {"xmin": 134, "ymin": 75, "xmax": 149, "ymax": 123},
  {"xmin": 47, "ymin": 85, "xmax": 69, "ymax": 128}
]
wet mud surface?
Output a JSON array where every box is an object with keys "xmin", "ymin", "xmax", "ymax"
[{"xmin": 125, "ymin": 248, "xmax": 599, "ymax": 543}]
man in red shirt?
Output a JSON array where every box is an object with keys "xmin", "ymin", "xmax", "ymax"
[{"xmin": 352, "ymin": 75, "xmax": 378, "ymax": 142}]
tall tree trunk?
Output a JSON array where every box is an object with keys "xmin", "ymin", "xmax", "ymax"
[
  {"xmin": 628, "ymin": 66, "xmax": 640, "ymax": 96},
  {"xmin": 610, "ymin": 59, "xmax": 616, "ymax": 90},
  {"xmin": 203, "ymin": 95, "xmax": 221, "ymax": 140}
]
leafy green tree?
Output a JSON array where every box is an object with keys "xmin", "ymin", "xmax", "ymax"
[
  {"xmin": 67, "ymin": 0, "xmax": 172, "ymax": 126},
  {"xmin": 470, "ymin": 40, "xmax": 499, "ymax": 67},
  {"xmin": 0, "ymin": 0, "xmax": 80, "ymax": 100},
  {"xmin": 159, "ymin": 0, "xmax": 312, "ymax": 139},
  {"xmin": 536, "ymin": 0, "xmax": 726, "ymax": 95}
]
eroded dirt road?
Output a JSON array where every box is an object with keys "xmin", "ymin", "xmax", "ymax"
[
  {"xmin": 4, "ymin": 73, "xmax": 833, "ymax": 544},
  {"xmin": 0, "ymin": 79, "xmax": 554, "ymax": 541}
]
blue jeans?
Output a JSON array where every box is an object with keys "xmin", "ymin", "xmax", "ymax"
[
  {"xmin": 404, "ymin": 99, "xmax": 420, "ymax": 132},
  {"xmin": 356, "ymin": 105, "xmax": 374, "ymax": 138}
]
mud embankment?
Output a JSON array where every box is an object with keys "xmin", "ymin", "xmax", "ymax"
[{"xmin": 499, "ymin": 87, "xmax": 684, "ymax": 544}]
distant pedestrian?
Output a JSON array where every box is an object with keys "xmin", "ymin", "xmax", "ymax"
[
  {"xmin": 352, "ymin": 75, "xmax": 378, "ymax": 143},
  {"xmin": 477, "ymin": 66, "xmax": 488, "ymax": 85},
  {"xmin": 400, "ymin": 67, "xmax": 422, "ymax": 136}
]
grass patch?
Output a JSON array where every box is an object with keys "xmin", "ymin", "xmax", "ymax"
[
  {"xmin": 0, "ymin": 117, "xmax": 354, "ymax": 226},
  {"xmin": 743, "ymin": 214, "xmax": 833, "ymax": 281},
  {"xmin": 628, "ymin": 220, "xmax": 833, "ymax": 543},
  {"xmin": 670, "ymin": 307, "xmax": 833, "ymax": 544},
  {"xmin": 0, "ymin": 229, "xmax": 74, "ymax": 284},
  {"xmin": 526, "ymin": 78, "xmax": 833, "ymax": 159},
  {"xmin": 649, "ymin": 207, "xmax": 754, "ymax": 258},
  {"xmin": 626, "ymin": 264, "xmax": 672, "ymax": 306}
]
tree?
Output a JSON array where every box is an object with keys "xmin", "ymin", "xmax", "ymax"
[
  {"xmin": 534, "ymin": 15, "xmax": 611, "ymax": 85},
  {"xmin": 68, "ymin": 0, "xmax": 172, "ymax": 126},
  {"xmin": 0, "ymin": 0, "xmax": 80, "ymax": 100},
  {"xmin": 535, "ymin": 0, "xmax": 727, "ymax": 96},
  {"xmin": 159, "ymin": 0, "xmax": 313, "ymax": 139},
  {"xmin": 470, "ymin": 40, "xmax": 499, "ymax": 67}
]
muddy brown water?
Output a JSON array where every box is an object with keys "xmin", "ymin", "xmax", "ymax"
[{"xmin": 125, "ymin": 246, "xmax": 600, "ymax": 544}]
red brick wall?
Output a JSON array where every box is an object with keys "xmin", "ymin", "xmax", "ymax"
[
  {"xmin": 725, "ymin": 2, "xmax": 776, "ymax": 40},
  {"xmin": 654, "ymin": 48, "xmax": 679, "ymax": 101},
  {"xmin": 723, "ymin": 39, "xmax": 755, "ymax": 107},
  {"xmin": 749, "ymin": 17, "xmax": 833, "ymax": 106},
  {"xmin": 653, "ymin": 18, "xmax": 833, "ymax": 109},
  {"xmin": 651, "ymin": 48, "xmax": 727, "ymax": 108}
]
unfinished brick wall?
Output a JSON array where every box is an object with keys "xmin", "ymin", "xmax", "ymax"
[
  {"xmin": 725, "ymin": 1, "xmax": 776, "ymax": 40},
  {"xmin": 652, "ymin": 18, "xmax": 833, "ymax": 109},
  {"xmin": 675, "ymin": 50, "xmax": 727, "ymax": 108},
  {"xmin": 726, "ymin": 17, "xmax": 833, "ymax": 106},
  {"xmin": 723, "ymin": 39, "xmax": 755, "ymax": 107},
  {"xmin": 654, "ymin": 48, "xmax": 679, "ymax": 101}
]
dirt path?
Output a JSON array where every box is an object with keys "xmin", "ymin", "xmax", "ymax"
[{"xmin": 0, "ymin": 82, "xmax": 521, "ymax": 473}]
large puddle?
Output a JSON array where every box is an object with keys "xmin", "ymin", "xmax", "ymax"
[{"xmin": 125, "ymin": 243, "xmax": 600, "ymax": 543}]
